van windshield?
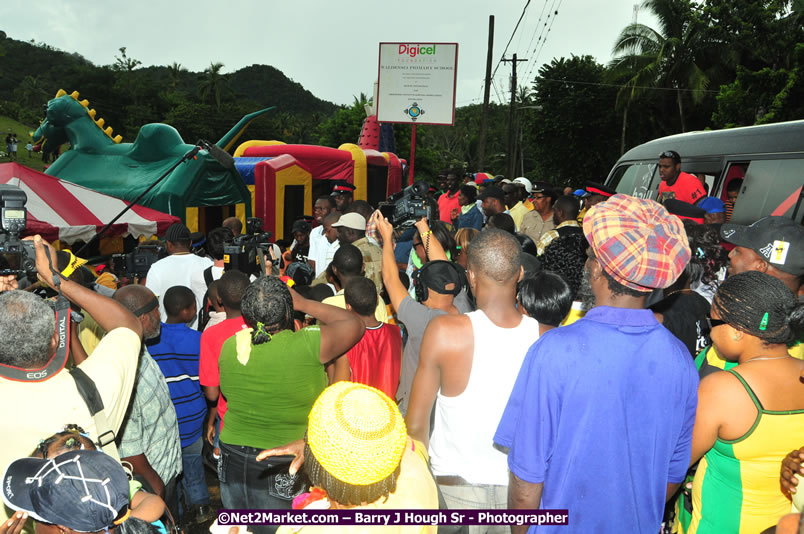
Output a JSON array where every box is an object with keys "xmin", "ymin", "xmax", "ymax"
[{"xmin": 609, "ymin": 163, "xmax": 657, "ymax": 200}]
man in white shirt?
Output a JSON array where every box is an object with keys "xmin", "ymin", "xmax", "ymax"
[
  {"xmin": 145, "ymin": 223, "xmax": 213, "ymax": 329},
  {"xmin": 309, "ymin": 197, "xmax": 337, "ymax": 277}
]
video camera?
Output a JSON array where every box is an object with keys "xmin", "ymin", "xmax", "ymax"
[
  {"xmin": 378, "ymin": 181, "xmax": 436, "ymax": 226},
  {"xmin": 223, "ymin": 217, "xmax": 274, "ymax": 276},
  {"xmin": 0, "ymin": 185, "xmax": 36, "ymax": 276},
  {"xmin": 112, "ymin": 243, "xmax": 166, "ymax": 279}
]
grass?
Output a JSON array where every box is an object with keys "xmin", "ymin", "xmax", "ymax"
[{"xmin": 1, "ymin": 114, "xmax": 53, "ymax": 172}]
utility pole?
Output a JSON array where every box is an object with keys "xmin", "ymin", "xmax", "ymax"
[
  {"xmin": 477, "ymin": 15, "xmax": 494, "ymax": 171},
  {"xmin": 502, "ymin": 53, "xmax": 527, "ymax": 180}
]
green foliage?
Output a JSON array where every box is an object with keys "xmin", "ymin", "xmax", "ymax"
[{"xmin": 524, "ymin": 55, "xmax": 620, "ymax": 187}]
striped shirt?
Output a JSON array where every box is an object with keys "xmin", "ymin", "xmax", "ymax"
[{"xmin": 147, "ymin": 323, "xmax": 207, "ymax": 448}]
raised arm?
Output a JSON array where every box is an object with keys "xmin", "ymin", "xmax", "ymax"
[
  {"xmin": 290, "ymin": 289, "xmax": 364, "ymax": 363},
  {"xmin": 372, "ymin": 211, "xmax": 409, "ymax": 313},
  {"xmin": 414, "ymin": 217, "xmax": 447, "ymax": 261},
  {"xmin": 31, "ymin": 236, "xmax": 142, "ymax": 339}
]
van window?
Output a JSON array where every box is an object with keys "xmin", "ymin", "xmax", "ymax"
[
  {"xmin": 610, "ymin": 163, "xmax": 657, "ymax": 200},
  {"xmin": 731, "ymin": 159, "xmax": 804, "ymax": 224}
]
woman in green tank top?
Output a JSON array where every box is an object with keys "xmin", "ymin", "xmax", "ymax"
[
  {"xmin": 217, "ymin": 276, "xmax": 365, "ymax": 532},
  {"xmin": 684, "ymin": 271, "xmax": 804, "ymax": 534}
]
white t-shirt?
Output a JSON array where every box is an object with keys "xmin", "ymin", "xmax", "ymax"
[
  {"xmin": 307, "ymin": 226, "xmax": 330, "ymax": 277},
  {"xmin": 145, "ymin": 253, "xmax": 213, "ymax": 329}
]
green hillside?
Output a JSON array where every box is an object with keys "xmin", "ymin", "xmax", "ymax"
[{"xmin": 0, "ymin": 114, "xmax": 49, "ymax": 171}]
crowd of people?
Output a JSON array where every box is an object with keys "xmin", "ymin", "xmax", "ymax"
[{"xmin": 0, "ymin": 150, "xmax": 803, "ymax": 534}]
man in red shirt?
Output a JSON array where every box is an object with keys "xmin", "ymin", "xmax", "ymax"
[
  {"xmin": 199, "ymin": 270, "xmax": 251, "ymax": 454},
  {"xmin": 437, "ymin": 171, "xmax": 461, "ymax": 224},
  {"xmin": 658, "ymin": 150, "xmax": 706, "ymax": 205}
]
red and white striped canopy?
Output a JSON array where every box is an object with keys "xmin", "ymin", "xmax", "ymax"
[{"xmin": 0, "ymin": 163, "xmax": 180, "ymax": 244}]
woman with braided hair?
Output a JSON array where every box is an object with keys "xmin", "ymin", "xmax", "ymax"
[
  {"xmin": 217, "ymin": 276, "xmax": 364, "ymax": 533},
  {"xmin": 686, "ymin": 271, "xmax": 804, "ymax": 534}
]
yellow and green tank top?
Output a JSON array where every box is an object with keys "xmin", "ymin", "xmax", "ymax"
[
  {"xmin": 695, "ymin": 341, "xmax": 804, "ymax": 375},
  {"xmin": 688, "ymin": 369, "xmax": 804, "ymax": 534}
]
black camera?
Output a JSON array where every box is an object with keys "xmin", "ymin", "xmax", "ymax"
[
  {"xmin": 112, "ymin": 243, "xmax": 166, "ymax": 278},
  {"xmin": 223, "ymin": 218, "xmax": 274, "ymax": 276},
  {"xmin": 378, "ymin": 181, "xmax": 436, "ymax": 226},
  {"xmin": 0, "ymin": 185, "xmax": 36, "ymax": 276}
]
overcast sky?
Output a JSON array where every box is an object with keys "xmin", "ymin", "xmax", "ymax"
[{"xmin": 1, "ymin": 0, "xmax": 654, "ymax": 107}]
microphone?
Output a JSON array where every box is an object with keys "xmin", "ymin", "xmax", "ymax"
[{"xmin": 199, "ymin": 139, "xmax": 236, "ymax": 169}]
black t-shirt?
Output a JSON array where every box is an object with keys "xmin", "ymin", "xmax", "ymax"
[{"xmin": 651, "ymin": 291, "xmax": 711, "ymax": 357}]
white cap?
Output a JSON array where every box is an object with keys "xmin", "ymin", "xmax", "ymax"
[
  {"xmin": 513, "ymin": 177, "xmax": 533, "ymax": 194},
  {"xmin": 331, "ymin": 212, "xmax": 366, "ymax": 231}
]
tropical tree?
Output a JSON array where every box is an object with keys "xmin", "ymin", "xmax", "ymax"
[
  {"xmin": 14, "ymin": 75, "xmax": 46, "ymax": 109},
  {"xmin": 167, "ymin": 62, "xmax": 187, "ymax": 89},
  {"xmin": 609, "ymin": 0, "xmax": 710, "ymax": 132},
  {"xmin": 112, "ymin": 47, "xmax": 141, "ymax": 72},
  {"xmin": 199, "ymin": 62, "xmax": 228, "ymax": 111}
]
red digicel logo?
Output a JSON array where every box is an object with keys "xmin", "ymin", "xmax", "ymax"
[{"xmin": 398, "ymin": 44, "xmax": 437, "ymax": 58}]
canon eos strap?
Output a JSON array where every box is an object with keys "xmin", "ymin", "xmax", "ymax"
[{"xmin": 0, "ymin": 245, "xmax": 71, "ymax": 382}]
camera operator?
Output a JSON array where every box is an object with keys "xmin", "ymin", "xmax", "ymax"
[
  {"xmin": 0, "ymin": 235, "xmax": 143, "ymax": 530},
  {"xmin": 145, "ymin": 223, "xmax": 213, "ymax": 330},
  {"xmin": 371, "ymin": 212, "xmax": 473, "ymax": 415}
]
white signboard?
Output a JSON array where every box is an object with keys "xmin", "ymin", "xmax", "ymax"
[{"xmin": 377, "ymin": 42, "xmax": 458, "ymax": 125}]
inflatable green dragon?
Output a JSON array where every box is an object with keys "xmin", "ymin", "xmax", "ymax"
[{"xmin": 33, "ymin": 89, "xmax": 272, "ymax": 221}]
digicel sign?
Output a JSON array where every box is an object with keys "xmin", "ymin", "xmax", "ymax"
[{"xmin": 398, "ymin": 44, "xmax": 437, "ymax": 58}]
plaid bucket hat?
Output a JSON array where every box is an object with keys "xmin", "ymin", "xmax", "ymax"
[{"xmin": 583, "ymin": 194, "xmax": 691, "ymax": 292}]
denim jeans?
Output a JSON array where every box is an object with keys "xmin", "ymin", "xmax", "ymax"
[
  {"xmin": 180, "ymin": 436, "xmax": 210, "ymax": 509},
  {"xmin": 219, "ymin": 441, "xmax": 307, "ymax": 534}
]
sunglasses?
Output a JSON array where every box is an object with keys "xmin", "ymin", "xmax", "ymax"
[
  {"xmin": 659, "ymin": 151, "xmax": 680, "ymax": 161},
  {"xmin": 706, "ymin": 316, "xmax": 728, "ymax": 329}
]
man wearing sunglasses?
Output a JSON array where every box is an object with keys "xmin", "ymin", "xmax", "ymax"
[{"xmin": 658, "ymin": 150, "xmax": 706, "ymax": 206}]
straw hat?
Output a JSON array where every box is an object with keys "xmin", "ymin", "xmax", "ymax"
[{"xmin": 307, "ymin": 382, "xmax": 407, "ymax": 486}]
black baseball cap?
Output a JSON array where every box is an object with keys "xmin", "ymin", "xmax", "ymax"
[
  {"xmin": 720, "ymin": 216, "xmax": 804, "ymax": 276},
  {"xmin": 664, "ymin": 199, "xmax": 706, "ymax": 222},
  {"xmin": 478, "ymin": 185, "xmax": 505, "ymax": 202},
  {"xmin": 2, "ymin": 450, "xmax": 130, "ymax": 532},
  {"xmin": 420, "ymin": 260, "xmax": 464, "ymax": 296}
]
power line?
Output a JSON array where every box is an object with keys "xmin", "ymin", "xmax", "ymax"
[
  {"xmin": 519, "ymin": 0, "xmax": 550, "ymax": 62},
  {"xmin": 533, "ymin": 75, "xmax": 721, "ymax": 94},
  {"xmin": 489, "ymin": 0, "xmax": 532, "ymax": 83},
  {"xmin": 523, "ymin": 0, "xmax": 562, "ymax": 84}
]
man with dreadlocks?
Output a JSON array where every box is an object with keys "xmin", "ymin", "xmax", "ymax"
[{"xmin": 217, "ymin": 277, "xmax": 364, "ymax": 533}]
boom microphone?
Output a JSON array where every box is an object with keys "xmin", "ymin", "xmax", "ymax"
[{"xmin": 199, "ymin": 139, "xmax": 236, "ymax": 170}]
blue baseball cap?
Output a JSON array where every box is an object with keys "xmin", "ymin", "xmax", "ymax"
[{"xmin": 697, "ymin": 197, "xmax": 725, "ymax": 214}]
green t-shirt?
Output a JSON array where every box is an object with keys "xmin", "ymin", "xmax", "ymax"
[{"xmin": 219, "ymin": 326, "xmax": 325, "ymax": 449}]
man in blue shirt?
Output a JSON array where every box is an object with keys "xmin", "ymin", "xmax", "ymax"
[
  {"xmin": 148, "ymin": 285, "xmax": 212, "ymax": 526},
  {"xmin": 496, "ymin": 195, "xmax": 699, "ymax": 533}
]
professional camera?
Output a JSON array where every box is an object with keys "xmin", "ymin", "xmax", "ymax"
[
  {"xmin": 223, "ymin": 217, "xmax": 274, "ymax": 276},
  {"xmin": 112, "ymin": 243, "xmax": 166, "ymax": 279},
  {"xmin": 0, "ymin": 185, "xmax": 36, "ymax": 276},
  {"xmin": 378, "ymin": 181, "xmax": 436, "ymax": 226}
]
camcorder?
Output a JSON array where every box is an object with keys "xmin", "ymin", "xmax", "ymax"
[
  {"xmin": 223, "ymin": 217, "xmax": 275, "ymax": 276},
  {"xmin": 378, "ymin": 181, "xmax": 436, "ymax": 226},
  {"xmin": 0, "ymin": 185, "xmax": 36, "ymax": 276},
  {"xmin": 112, "ymin": 243, "xmax": 166, "ymax": 279}
]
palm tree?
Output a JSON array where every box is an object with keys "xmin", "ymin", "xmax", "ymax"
[
  {"xmin": 167, "ymin": 62, "xmax": 187, "ymax": 89},
  {"xmin": 15, "ymin": 75, "xmax": 46, "ymax": 109},
  {"xmin": 199, "ymin": 62, "xmax": 228, "ymax": 110},
  {"xmin": 609, "ymin": 0, "xmax": 710, "ymax": 132}
]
